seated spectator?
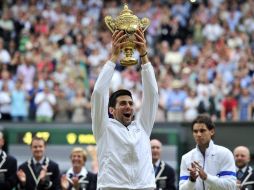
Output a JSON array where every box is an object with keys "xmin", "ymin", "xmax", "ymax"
[{"xmin": 61, "ymin": 147, "xmax": 97, "ymax": 190}]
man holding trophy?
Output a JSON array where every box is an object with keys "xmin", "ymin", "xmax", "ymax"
[{"xmin": 91, "ymin": 4, "xmax": 159, "ymax": 190}]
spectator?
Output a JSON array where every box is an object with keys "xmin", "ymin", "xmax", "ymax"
[
  {"xmin": 0, "ymin": 70, "xmax": 15, "ymax": 91},
  {"xmin": 16, "ymin": 136, "xmax": 61, "ymax": 190},
  {"xmin": 61, "ymin": 147, "xmax": 97, "ymax": 190},
  {"xmin": 70, "ymin": 89, "xmax": 91, "ymax": 123},
  {"xmin": 220, "ymin": 91, "xmax": 238, "ymax": 121},
  {"xmin": 179, "ymin": 37, "xmax": 200, "ymax": 58},
  {"xmin": 233, "ymin": 146, "xmax": 254, "ymax": 190},
  {"xmin": 202, "ymin": 15, "xmax": 224, "ymax": 42},
  {"xmin": 189, "ymin": 13, "xmax": 205, "ymax": 46},
  {"xmin": 238, "ymin": 88, "xmax": 253, "ymax": 121},
  {"xmin": 28, "ymin": 79, "xmax": 42, "ymax": 121},
  {"xmin": 0, "ymin": 82, "xmax": 11, "ymax": 121},
  {"xmin": 164, "ymin": 39, "xmax": 183, "ymax": 75},
  {"xmin": 54, "ymin": 84, "xmax": 70, "ymax": 122},
  {"xmin": 0, "ymin": 0, "xmax": 254, "ymax": 122},
  {"xmin": 179, "ymin": 114, "xmax": 236, "ymax": 189},
  {"xmin": 9, "ymin": 50, "xmax": 21, "ymax": 76},
  {"xmin": 0, "ymin": 131, "xmax": 18, "ymax": 190},
  {"xmin": 165, "ymin": 80, "xmax": 187, "ymax": 122},
  {"xmin": 184, "ymin": 88, "xmax": 199, "ymax": 122},
  {"xmin": 34, "ymin": 85, "xmax": 56, "ymax": 122},
  {"xmin": 0, "ymin": 37, "xmax": 11, "ymax": 65},
  {"xmin": 171, "ymin": 0, "xmax": 191, "ymax": 27},
  {"xmin": 10, "ymin": 79, "xmax": 28, "ymax": 122},
  {"xmin": 16, "ymin": 52, "xmax": 36, "ymax": 91},
  {"xmin": 0, "ymin": 10, "xmax": 14, "ymax": 46},
  {"xmin": 61, "ymin": 36, "xmax": 78, "ymax": 58},
  {"xmin": 151, "ymin": 139, "xmax": 176, "ymax": 190}
]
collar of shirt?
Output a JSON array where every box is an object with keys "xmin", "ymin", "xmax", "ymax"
[
  {"xmin": 32, "ymin": 156, "xmax": 45, "ymax": 165},
  {"xmin": 0, "ymin": 149, "xmax": 2, "ymax": 155},
  {"xmin": 154, "ymin": 159, "xmax": 161, "ymax": 168},
  {"xmin": 109, "ymin": 118, "xmax": 136, "ymax": 128},
  {"xmin": 196, "ymin": 140, "xmax": 215, "ymax": 156},
  {"xmin": 66, "ymin": 167, "xmax": 88, "ymax": 178}
]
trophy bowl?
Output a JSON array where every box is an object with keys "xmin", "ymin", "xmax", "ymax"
[{"xmin": 104, "ymin": 3, "xmax": 150, "ymax": 66}]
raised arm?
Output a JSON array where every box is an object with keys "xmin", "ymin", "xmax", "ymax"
[
  {"xmin": 134, "ymin": 28, "xmax": 159, "ymax": 135},
  {"xmin": 91, "ymin": 61, "xmax": 115, "ymax": 139},
  {"xmin": 91, "ymin": 31, "xmax": 127, "ymax": 139}
]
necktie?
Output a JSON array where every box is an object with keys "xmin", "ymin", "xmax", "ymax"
[
  {"xmin": 34, "ymin": 163, "xmax": 42, "ymax": 176},
  {"xmin": 237, "ymin": 169, "xmax": 244, "ymax": 179},
  {"xmin": 153, "ymin": 164, "xmax": 158, "ymax": 175}
]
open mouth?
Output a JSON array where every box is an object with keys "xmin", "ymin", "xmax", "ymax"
[{"xmin": 123, "ymin": 113, "xmax": 131, "ymax": 118}]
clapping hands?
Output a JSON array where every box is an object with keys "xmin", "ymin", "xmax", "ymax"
[{"xmin": 188, "ymin": 161, "xmax": 207, "ymax": 182}]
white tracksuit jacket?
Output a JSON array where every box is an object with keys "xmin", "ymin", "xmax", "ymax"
[
  {"xmin": 179, "ymin": 140, "xmax": 237, "ymax": 190},
  {"xmin": 91, "ymin": 61, "xmax": 159, "ymax": 189}
]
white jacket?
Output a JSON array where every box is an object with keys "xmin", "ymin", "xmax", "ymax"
[
  {"xmin": 91, "ymin": 61, "xmax": 159, "ymax": 189},
  {"xmin": 179, "ymin": 140, "xmax": 237, "ymax": 190}
]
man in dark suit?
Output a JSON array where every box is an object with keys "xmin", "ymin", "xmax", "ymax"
[
  {"xmin": 16, "ymin": 136, "xmax": 60, "ymax": 190},
  {"xmin": 151, "ymin": 139, "xmax": 176, "ymax": 190},
  {"xmin": 234, "ymin": 146, "xmax": 254, "ymax": 190},
  {"xmin": 61, "ymin": 147, "xmax": 97, "ymax": 190},
  {"xmin": 0, "ymin": 131, "xmax": 18, "ymax": 190}
]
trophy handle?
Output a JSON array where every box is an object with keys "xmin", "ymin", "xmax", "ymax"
[
  {"xmin": 140, "ymin": 18, "xmax": 150, "ymax": 32},
  {"xmin": 104, "ymin": 16, "xmax": 115, "ymax": 33}
]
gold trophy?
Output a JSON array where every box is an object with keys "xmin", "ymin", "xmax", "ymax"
[{"xmin": 105, "ymin": 3, "xmax": 150, "ymax": 66}]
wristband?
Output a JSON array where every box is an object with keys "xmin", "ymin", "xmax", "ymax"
[{"xmin": 140, "ymin": 52, "xmax": 147, "ymax": 57}]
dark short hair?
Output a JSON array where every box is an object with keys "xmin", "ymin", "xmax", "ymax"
[
  {"xmin": 31, "ymin": 136, "xmax": 47, "ymax": 146},
  {"xmin": 108, "ymin": 89, "xmax": 132, "ymax": 108},
  {"xmin": 191, "ymin": 114, "xmax": 215, "ymax": 131}
]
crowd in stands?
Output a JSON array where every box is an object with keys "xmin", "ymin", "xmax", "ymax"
[{"xmin": 0, "ymin": 0, "xmax": 254, "ymax": 123}]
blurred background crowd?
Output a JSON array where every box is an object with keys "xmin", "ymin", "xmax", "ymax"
[{"xmin": 1, "ymin": 0, "xmax": 254, "ymax": 123}]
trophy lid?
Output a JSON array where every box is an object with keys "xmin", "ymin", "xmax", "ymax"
[
  {"xmin": 120, "ymin": 4, "xmax": 133, "ymax": 16},
  {"xmin": 118, "ymin": 4, "xmax": 138, "ymax": 20}
]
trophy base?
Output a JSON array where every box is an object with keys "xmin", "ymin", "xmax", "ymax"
[{"xmin": 120, "ymin": 57, "xmax": 138, "ymax": 66}]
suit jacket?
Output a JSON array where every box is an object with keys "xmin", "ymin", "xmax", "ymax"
[
  {"xmin": 18, "ymin": 157, "xmax": 60, "ymax": 190},
  {"xmin": 238, "ymin": 165, "xmax": 254, "ymax": 190},
  {"xmin": 0, "ymin": 150, "xmax": 17, "ymax": 190},
  {"xmin": 155, "ymin": 160, "xmax": 176, "ymax": 190},
  {"xmin": 65, "ymin": 167, "xmax": 97, "ymax": 190}
]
